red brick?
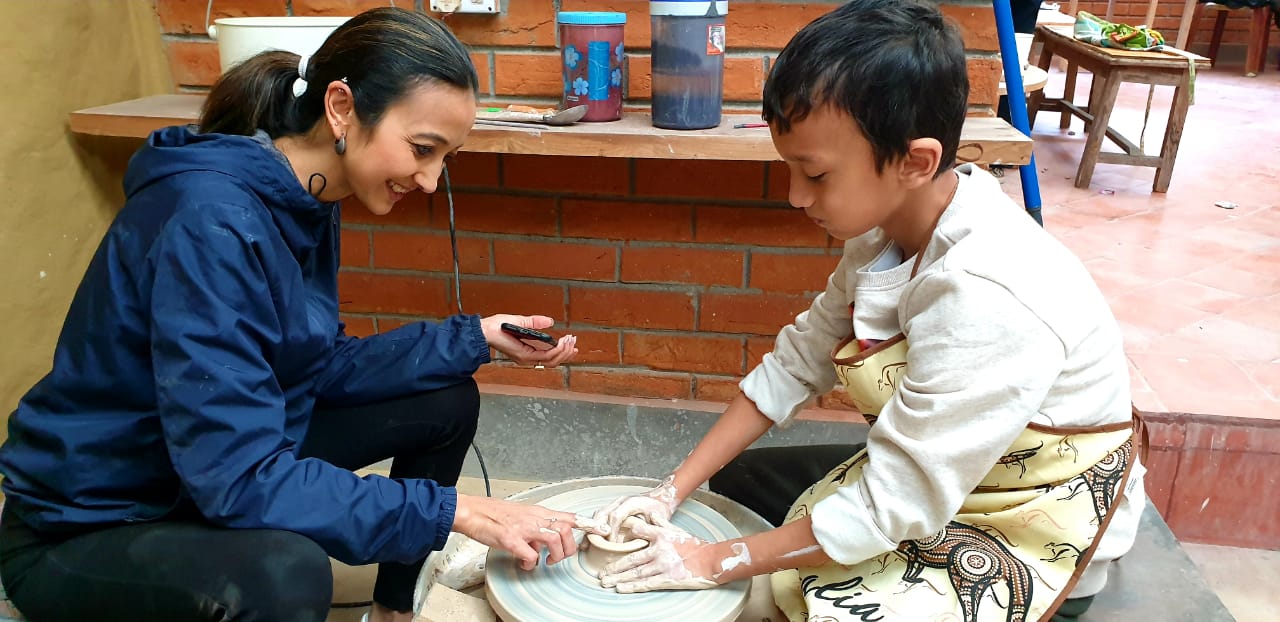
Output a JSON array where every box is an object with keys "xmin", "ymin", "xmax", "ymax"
[
  {"xmin": 766, "ymin": 161, "xmax": 790, "ymax": 202},
  {"xmin": 727, "ymin": 3, "xmax": 840, "ymax": 50},
  {"xmin": 341, "ymin": 193, "xmax": 431, "ymax": 227},
  {"xmin": 372, "ymin": 231, "xmax": 491, "ymax": 273},
  {"xmin": 634, "ymin": 160, "xmax": 765, "ymax": 200},
  {"xmin": 446, "ymin": 152, "xmax": 499, "ymax": 187},
  {"xmin": 562, "ymin": 200, "xmax": 694, "ymax": 242},
  {"xmin": 493, "ymin": 240, "xmax": 616, "ymax": 282},
  {"xmin": 569, "ymin": 287, "xmax": 695, "ymax": 330},
  {"xmin": 621, "ymin": 247, "xmax": 744, "ymax": 287},
  {"xmin": 627, "ymin": 55, "xmax": 653, "ymax": 100},
  {"xmin": 166, "ymin": 39, "xmax": 221, "ymax": 87},
  {"xmin": 746, "ymin": 336, "xmax": 775, "ymax": 370},
  {"xmin": 292, "ymin": 0, "xmax": 387, "ymax": 16},
  {"xmin": 503, "ymin": 155, "xmax": 630, "ymax": 195},
  {"xmin": 341, "ymin": 229, "xmax": 371, "ymax": 267},
  {"xmin": 569, "ymin": 328, "xmax": 622, "ymax": 365},
  {"xmin": 569, "ymin": 368, "xmax": 692, "ymax": 400},
  {"xmin": 456, "ymin": 279, "xmax": 566, "ymax": 320},
  {"xmin": 623, "ymin": 333, "xmax": 745, "ymax": 375},
  {"xmin": 695, "ymin": 206, "xmax": 829, "ymax": 248},
  {"xmin": 156, "ymin": 0, "xmax": 287, "ymax": 34},
  {"xmin": 749, "ymin": 251, "xmax": 840, "ymax": 294},
  {"xmin": 694, "ymin": 376, "xmax": 742, "ymax": 402},
  {"xmin": 376, "ymin": 316, "xmax": 417, "ymax": 332},
  {"xmin": 339, "ymin": 314, "xmax": 376, "ymax": 338},
  {"xmin": 700, "ymin": 291, "xmax": 812, "ymax": 335},
  {"xmin": 469, "ymin": 52, "xmax": 493, "ymax": 97},
  {"xmin": 433, "ymin": 1, "xmax": 558, "ymax": 47},
  {"xmin": 493, "ymin": 52, "xmax": 562, "ymax": 97},
  {"xmin": 338, "ymin": 271, "xmax": 452, "ymax": 315},
  {"xmin": 967, "ymin": 57, "xmax": 1000, "ymax": 109},
  {"xmin": 475, "ymin": 363, "xmax": 568, "ymax": 390},
  {"xmin": 429, "ymin": 192, "xmax": 557, "ymax": 235},
  {"xmin": 940, "ymin": 4, "xmax": 1000, "ymax": 52},
  {"xmin": 724, "ymin": 56, "xmax": 767, "ymax": 102}
]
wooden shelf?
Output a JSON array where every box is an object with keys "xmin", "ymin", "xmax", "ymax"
[{"xmin": 69, "ymin": 94, "xmax": 1033, "ymax": 165}]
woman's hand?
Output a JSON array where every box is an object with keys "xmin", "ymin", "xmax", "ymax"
[
  {"xmin": 599, "ymin": 520, "xmax": 730, "ymax": 593},
  {"xmin": 593, "ymin": 475, "xmax": 681, "ymax": 541},
  {"xmin": 480, "ymin": 314, "xmax": 577, "ymax": 368},
  {"xmin": 452, "ymin": 494, "xmax": 606, "ymax": 571}
]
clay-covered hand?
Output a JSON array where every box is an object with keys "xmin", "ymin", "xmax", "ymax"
[
  {"xmin": 480, "ymin": 314, "xmax": 578, "ymax": 368},
  {"xmin": 599, "ymin": 520, "xmax": 736, "ymax": 593},
  {"xmin": 593, "ymin": 475, "xmax": 681, "ymax": 542},
  {"xmin": 452, "ymin": 494, "xmax": 606, "ymax": 571}
]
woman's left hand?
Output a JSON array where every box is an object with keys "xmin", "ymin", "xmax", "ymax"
[
  {"xmin": 598, "ymin": 520, "xmax": 727, "ymax": 593},
  {"xmin": 480, "ymin": 314, "xmax": 578, "ymax": 368}
]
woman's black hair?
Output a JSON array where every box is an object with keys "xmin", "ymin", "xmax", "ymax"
[
  {"xmin": 200, "ymin": 7, "xmax": 478, "ymax": 137},
  {"xmin": 762, "ymin": 0, "xmax": 969, "ymax": 177}
]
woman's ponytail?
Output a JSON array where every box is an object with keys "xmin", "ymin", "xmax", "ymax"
[{"xmin": 199, "ymin": 50, "xmax": 313, "ymax": 137}]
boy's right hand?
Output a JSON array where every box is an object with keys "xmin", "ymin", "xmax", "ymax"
[{"xmin": 593, "ymin": 476, "xmax": 682, "ymax": 542}]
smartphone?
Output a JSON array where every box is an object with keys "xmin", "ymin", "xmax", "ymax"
[{"xmin": 500, "ymin": 322, "xmax": 557, "ymax": 347}]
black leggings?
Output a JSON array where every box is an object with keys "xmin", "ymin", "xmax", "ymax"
[
  {"xmin": 709, "ymin": 443, "xmax": 1095, "ymax": 621},
  {"xmin": 0, "ymin": 380, "xmax": 479, "ymax": 621}
]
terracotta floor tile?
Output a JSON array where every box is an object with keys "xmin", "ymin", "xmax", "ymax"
[
  {"xmin": 1216, "ymin": 294, "xmax": 1280, "ymax": 330},
  {"xmin": 1237, "ymin": 361, "xmax": 1280, "ymax": 400},
  {"xmin": 1126, "ymin": 354, "xmax": 1271, "ymax": 414},
  {"xmin": 1185, "ymin": 263, "xmax": 1280, "ymax": 298},
  {"xmin": 1137, "ymin": 279, "xmax": 1246, "ymax": 316},
  {"xmin": 1110, "ymin": 290, "xmax": 1210, "ymax": 336},
  {"xmin": 1173, "ymin": 317, "xmax": 1280, "ymax": 363}
]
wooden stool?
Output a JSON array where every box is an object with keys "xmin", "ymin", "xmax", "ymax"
[
  {"xmin": 1188, "ymin": 1, "xmax": 1276, "ymax": 76},
  {"xmin": 1028, "ymin": 25, "xmax": 1211, "ymax": 192}
]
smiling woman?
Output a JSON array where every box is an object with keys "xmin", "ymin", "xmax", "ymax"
[{"xmin": 0, "ymin": 7, "xmax": 585, "ymax": 622}]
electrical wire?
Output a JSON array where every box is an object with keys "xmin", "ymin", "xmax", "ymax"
[{"xmin": 442, "ymin": 164, "xmax": 493, "ymax": 498}]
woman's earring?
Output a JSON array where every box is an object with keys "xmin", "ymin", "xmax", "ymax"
[{"xmin": 334, "ymin": 133, "xmax": 347, "ymax": 156}]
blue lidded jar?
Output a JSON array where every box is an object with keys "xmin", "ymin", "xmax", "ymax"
[
  {"xmin": 650, "ymin": 1, "xmax": 728, "ymax": 130},
  {"xmin": 557, "ymin": 12, "xmax": 627, "ymax": 122}
]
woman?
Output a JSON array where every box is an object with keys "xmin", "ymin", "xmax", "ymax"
[{"xmin": 0, "ymin": 8, "xmax": 593, "ymax": 622}]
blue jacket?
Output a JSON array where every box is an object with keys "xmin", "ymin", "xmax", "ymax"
[{"xmin": 0, "ymin": 127, "xmax": 489, "ymax": 565}]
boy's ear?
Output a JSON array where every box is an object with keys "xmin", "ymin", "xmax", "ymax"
[{"xmin": 898, "ymin": 137, "xmax": 944, "ymax": 189}]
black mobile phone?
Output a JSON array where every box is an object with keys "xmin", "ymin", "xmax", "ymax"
[{"xmin": 500, "ymin": 322, "xmax": 557, "ymax": 347}]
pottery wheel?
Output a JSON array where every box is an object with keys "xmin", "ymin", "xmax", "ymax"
[{"xmin": 484, "ymin": 485, "xmax": 750, "ymax": 622}]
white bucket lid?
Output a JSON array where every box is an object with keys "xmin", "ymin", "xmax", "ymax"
[{"xmin": 650, "ymin": 1, "xmax": 729, "ymax": 17}]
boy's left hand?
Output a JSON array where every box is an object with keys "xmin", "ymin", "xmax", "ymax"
[{"xmin": 598, "ymin": 520, "xmax": 721, "ymax": 593}]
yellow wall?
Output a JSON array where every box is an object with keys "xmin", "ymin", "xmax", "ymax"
[{"xmin": 0, "ymin": 1, "xmax": 170, "ymax": 429}]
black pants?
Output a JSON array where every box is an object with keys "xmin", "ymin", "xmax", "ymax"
[
  {"xmin": 709, "ymin": 443, "xmax": 1095, "ymax": 620},
  {"xmin": 0, "ymin": 379, "xmax": 480, "ymax": 621}
]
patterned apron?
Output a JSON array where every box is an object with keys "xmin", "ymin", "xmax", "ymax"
[{"xmin": 770, "ymin": 309, "xmax": 1143, "ymax": 622}]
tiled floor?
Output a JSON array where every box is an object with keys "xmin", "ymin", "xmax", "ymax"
[{"xmin": 999, "ymin": 59, "xmax": 1280, "ymax": 420}]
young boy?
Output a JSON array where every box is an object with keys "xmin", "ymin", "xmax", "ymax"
[{"xmin": 593, "ymin": 1, "xmax": 1145, "ymax": 620}]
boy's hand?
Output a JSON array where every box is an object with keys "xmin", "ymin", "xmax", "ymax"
[
  {"xmin": 598, "ymin": 520, "xmax": 722, "ymax": 593},
  {"xmin": 593, "ymin": 476, "xmax": 681, "ymax": 542}
]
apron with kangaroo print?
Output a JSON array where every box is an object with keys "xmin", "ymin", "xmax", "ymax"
[{"xmin": 770, "ymin": 328, "xmax": 1141, "ymax": 622}]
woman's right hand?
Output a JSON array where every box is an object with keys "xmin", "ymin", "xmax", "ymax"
[
  {"xmin": 452, "ymin": 494, "xmax": 602, "ymax": 570},
  {"xmin": 593, "ymin": 475, "xmax": 682, "ymax": 541}
]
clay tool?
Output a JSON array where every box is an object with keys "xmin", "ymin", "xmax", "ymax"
[
  {"xmin": 733, "ymin": 122, "xmax": 768, "ymax": 129},
  {"xmin": 475, "ymin": 104, "xmax": 589, "ymax": 127}
]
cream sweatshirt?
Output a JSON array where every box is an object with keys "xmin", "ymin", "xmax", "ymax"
[{"xmin": 739, "ymin": 164, "xmax": 1145, "ymax": 597}]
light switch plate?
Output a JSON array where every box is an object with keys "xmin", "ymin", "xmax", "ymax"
[{"xmin": 430, "ymin": 0, "xmax": 497, "ymax": 13}]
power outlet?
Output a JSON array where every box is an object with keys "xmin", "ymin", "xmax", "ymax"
[{"xmin": 430, "ymin": 0, "xmax": 497, "ymax": 13}]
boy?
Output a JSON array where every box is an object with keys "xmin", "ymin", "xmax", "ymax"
[{"xmin": 593, "ymin": 1, "xmax": 1145, "ymax": 620}]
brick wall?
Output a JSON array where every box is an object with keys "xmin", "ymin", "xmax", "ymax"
[
  {"xmin": 1074, "ymin": 0, "xmax": 1277, "ymax": 48},
  {"xmin": 150, "ymin": 0, "xmax": 1002, "ymax": 407}
]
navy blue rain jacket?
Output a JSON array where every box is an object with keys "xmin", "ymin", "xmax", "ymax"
[{"xmin": 0, "ymin": 126, "xmax": 490, "ymax": 565}]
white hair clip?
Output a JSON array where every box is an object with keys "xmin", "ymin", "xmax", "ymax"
[{"xmin": 293, "ymin": 54, "xmax": 311, "ymax": 98}]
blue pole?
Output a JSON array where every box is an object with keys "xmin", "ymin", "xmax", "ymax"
[{"xmin": 992, "ymin": 0, "xmax": 1043, "ymax": 226}]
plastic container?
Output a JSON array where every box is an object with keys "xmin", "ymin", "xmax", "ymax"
[
  {"xmin": 650, "ymin": 1, "xmax": 728, "ymax": 130},
  {"xmin": 208, "ymin": 17, "xmax": 349, "ymax": 73},
  {"xmin": 557, "ymin": 12, "xmax": 627, "ymax": 122}
]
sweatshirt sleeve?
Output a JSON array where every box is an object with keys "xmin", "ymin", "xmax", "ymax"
[
  {"xmin": 150, "ymin": 207, "xmax": 452, "ymax": 565},
  {"xmin": 738, "ymin": 242, "xmax": 861, "ymax": 426},
  {"xmin": 312, "ymin": 316, "xmax": 491, "ymax": 407},
  {"xmin": 809, "ymin": 270, "xmax": 1065, "ymax": 564}
]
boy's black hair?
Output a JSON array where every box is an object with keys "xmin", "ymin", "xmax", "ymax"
[{"xmin": 763, "ymin": 0, "xmax": 969, "ymax": 178}]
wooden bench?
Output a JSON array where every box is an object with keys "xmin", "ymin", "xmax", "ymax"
[{"xmin": 1028, "ymin": 25, "xmax": 1210, "ymax": 192}]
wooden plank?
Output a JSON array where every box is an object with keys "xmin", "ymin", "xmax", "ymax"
[{"xmin": 69, "ymin": 94, "xmax": 1033, "ymax": 165}]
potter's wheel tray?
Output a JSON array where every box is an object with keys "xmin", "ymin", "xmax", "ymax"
[{"xmin": 485, "ymin": 484, "xmax": 751, "ymax": 622}]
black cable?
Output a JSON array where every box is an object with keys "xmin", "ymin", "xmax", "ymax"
[{"xmin": 443, "ymin": 164, "xmax": 493, "ymax": 499}]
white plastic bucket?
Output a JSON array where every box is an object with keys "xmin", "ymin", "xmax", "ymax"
[{"xmin": 207, "ymin": 17, "xmax": 349, "ymax": 73}]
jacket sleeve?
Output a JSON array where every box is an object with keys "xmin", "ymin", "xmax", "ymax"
[
  {"xmin": 312, "ymin": 316, "xmax": 491, "ymax": 407},
  {"xmin": 738, "ymin": 236, "xmax": 877, "ymax": 426},
  {"xmin": 149, "ymin": 207, "xmax": 453, "ymax": 565}
]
